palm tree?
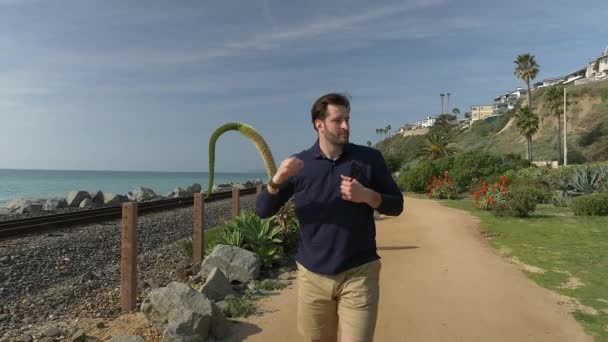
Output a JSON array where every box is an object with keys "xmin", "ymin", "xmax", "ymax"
[
  {"xmin": 514, "ymin": 53, "xmax": 540, "ymax": 108},
  {"xmin": 367, "ymin": 140, "xmax": 372, "ymax": 147},
  {"xmin": 440, "ymin": 93, "xmax": 445, "ymax": 114},
  {"xmin": 386, "ymin": 125, "xmax": 391, "ymax": 137},
  {"xmin": 416, "ymin": 132, "xmax": 460, "ymax": 160},
  {"xmin": 452, "ymin": 108, "xmax": 460, "ymax": 118},
  {"xmin": 446, "ymin": 93, "xmax": 451, "ymax": 114},
  {"xmin": 545, "ymin": 85, "xmax": 566, "ymax": 164},
  {"xmin": 514, "ymin": 106, "xmax": 540, "ymax": 161}
]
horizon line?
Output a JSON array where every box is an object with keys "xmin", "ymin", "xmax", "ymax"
[{"xmin": 0, "ymin": 167, "xmax": 267, "ymax": 174}]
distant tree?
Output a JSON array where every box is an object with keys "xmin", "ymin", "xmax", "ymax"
[
  {"xmin": 514, "ymin": 53, "xmax": 540, "ymax": 108},
  {"xmin": 452, "ymin": 108, "xmax": 460, "ymax": 117},
  {"xmin": 367, "ymin": 140, "xmax": 372, "ymax": 147},
  {"xmin": 514, "ymin": 106, "xmax": 540, "ymax": 161},
  {"xmin": 386, "ymin": 125, "xmax": 392, "ymax": 137},
  {"xmin": 416, "ymin": 132, "xmax": 460, "ymax": 160},
  {"xmin": 435, "ymin": 114, "xmax": 457, "ymax": 126},
  {"xmin": 464, "ymin": 112, "xmax": 472, "ymax": 119},
  {"xmin": 544, "ymin": 85, "xmax": 567, "ymax": 164}
]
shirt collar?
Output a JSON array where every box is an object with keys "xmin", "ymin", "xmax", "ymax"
[{"xmin": 309, "ymin": 139, "xmax": 352, "ymax": 160}]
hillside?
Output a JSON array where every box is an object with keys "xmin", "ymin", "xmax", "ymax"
[{"xmin": 378, "ymin": 80, "xmax": 608, "ymax": 164}]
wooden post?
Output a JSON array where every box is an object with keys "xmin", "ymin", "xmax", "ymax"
[
  {"xmin": 256, "ymin": 183, "xmax": 263, "ymax": 195},
  {"xmin": 121, "ymin": 202, "xmax": 137, "ymax": 313},
  {"xmin": 231, "ymin": 188, "xmax": 240, "ymax": 217},
  {"xmin": 193, "ymin": 193, "xmax": 205, "ymax": 264}
]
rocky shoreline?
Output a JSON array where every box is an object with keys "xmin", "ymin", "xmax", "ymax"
[
  {"xmin": 0, "ymin": 179, "xmax": 262, "ymax": 221},
  {"xmin": 0, "ymin": 193, "xmax": 261, "ymax": 341}
]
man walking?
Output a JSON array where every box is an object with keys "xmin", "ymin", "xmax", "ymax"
[{"xmin": 256, "ymin": 93, "xmax": 404, "ymax": 342}]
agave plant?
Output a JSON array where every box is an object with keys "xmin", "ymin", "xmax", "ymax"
[
  {"xmin": 241, "ymin": 213, "xmax": 284, "ymax": 267},
  {"xmin": 552, "ymin": 190, "xmax": 572, "ymax": 207},
  {"xmin": 218, "ymin": 212, "xmax": 284, "ymax": 267},
  {"xmin": 568, "ymin": 168, "xmax": 605, "ymax": 196}
]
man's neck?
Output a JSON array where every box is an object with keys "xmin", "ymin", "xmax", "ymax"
[{"xmin": 319, "ymin": 138, "xmax": 344, "ymax": 160}]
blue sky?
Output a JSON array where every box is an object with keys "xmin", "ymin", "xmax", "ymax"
[{"xmin": 0, "ymin": 0, "xmax": 606, "ymax": 172}]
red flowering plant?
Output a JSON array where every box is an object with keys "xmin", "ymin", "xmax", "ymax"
[
  {"xmin": 426, "ymin": 171, "xmax": 459, "ymax": 199},
  {"xmin": 472, "ymin": 175, "xmax": 509, "ymax": 210}
]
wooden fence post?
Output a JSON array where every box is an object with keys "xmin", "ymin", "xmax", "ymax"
[
  {"xmin": 231, "ymin": 188, "xmax": 240, "ymax": 217},
  {"xmin": 121, "ymin": 202, "xmax": 137, "ymax": 313},
  {"xmin": 193, "ymin": 193, "xmax": 205, "ymax": 264},
  {"xmin": 256, "ymin": 183, "xmax": 263, "ymax": 195}
]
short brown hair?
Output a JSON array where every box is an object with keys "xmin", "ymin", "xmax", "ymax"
[{"xmin": 311, "ymin": 93, "xmax": 351, "ymax": 131}]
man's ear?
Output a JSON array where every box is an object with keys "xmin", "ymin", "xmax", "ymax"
[{"xmin": 315, "ymin": 119, "xmax": 323, "ymax": 131}]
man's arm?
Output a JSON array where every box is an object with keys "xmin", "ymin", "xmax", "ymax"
[
  {"xmin": 369, "ymin": 150, "xmax": 404, "ymax": 216},
  {"xmin": 255, "ymin": 178, "xmax": 295, "ymax": 218}
]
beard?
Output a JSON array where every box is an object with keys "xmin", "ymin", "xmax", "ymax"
[{"xmin": 323, "ymin": 129, "xmax": 349, "ymax": 145}]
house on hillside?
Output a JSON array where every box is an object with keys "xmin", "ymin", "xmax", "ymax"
[
  {"xmin": 396, "ymin": 124, "xmax": 417, "ymax": 134},
  {"xmin": 585, "ymin": 47, "xmax": 608, "ymax": 82},
  {"xmin": 562, "ymin": 67, "xmax": 587, "ymax": 85},
  {"xmin": 470, "ymin": 105, "xmax": 494, "ymax": 122},
  {"xmin": 493, "ymin": 87, "xmax": 528, "ymax": 115},
  {"xmin": 415, "ymin": 116, "xmax": 436, "ymax": 128},
  {"xmin": 533, "ymin": 76, "xmax": 566, "ymax": 89}
]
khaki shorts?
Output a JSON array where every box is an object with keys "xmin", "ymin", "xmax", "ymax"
[{"xmin": 296, "ymin": 260, "xmax": 381, "ymax": 341}]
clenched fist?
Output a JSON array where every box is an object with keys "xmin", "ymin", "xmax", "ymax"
[
  {"xmin": 340, "ymin": 174, "xmax": 369, "ymax": 203},
  {"xmin": 268, "ymin": 156, "xmax": 304, "ymax": 193}
]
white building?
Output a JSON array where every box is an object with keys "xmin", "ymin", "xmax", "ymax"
[
  {"xmin": 493, "ymin": 87, "xmax": 528, "ymax": 114},
  {"xmin": 415, "ymin": 116, "xmax": 436, "ymax": 128},
  {"xmin": 585, "ymin": 47, "xmax": 608, "ymax": 82}
]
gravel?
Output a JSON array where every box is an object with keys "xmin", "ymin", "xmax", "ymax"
[{"xmin": 0, "ymin": 194, "xmax": 257, "ymax": 338}]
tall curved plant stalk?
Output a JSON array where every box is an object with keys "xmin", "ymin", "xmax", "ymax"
[{"xmin": 207, "ymin": 122, "xmax": 277, "ymax": 196}]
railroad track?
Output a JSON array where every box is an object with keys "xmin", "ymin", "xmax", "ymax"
[{"xmin": 0, "ymin": 187, "xmax": 259, "ymax": 238}]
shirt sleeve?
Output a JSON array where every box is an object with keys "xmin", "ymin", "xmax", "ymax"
[
  {"xmin": 255, "ymin": 176, "xmax": 295, "ymax": 218},
  {"xmin": 371, "ymin": 150, "xmax": 404, "ymax": 216}
]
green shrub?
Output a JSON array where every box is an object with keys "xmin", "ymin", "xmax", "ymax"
[
  {"xmin": 179, "ymin": 239, "xmax": 194, "ymax": 259},
  {"xmin": 383, "ymin": 154, "xmax": 402, "ymax": 173},
  {"xmin": 271, "ymin": 199, "xmax": 299, "ymax": 255},
  {"xmin": 426, "ymin": 173, "xmax": 459, "ymax": 199},
  {"xmin": 492, "ymin": 188, "xmax": 537, "ymax": 217},
  {"xmin": 398, "ymin": 160, "xmax": 438, "ymax": 192},
  {"xmin": 252, "ymin": 279, "xmax": 287, "ymax": 291},
  {"xmin": 225, "ymin": 296, "xmax": 256, "ymax": 318},
  {"xmin": 570, "ymin": 193, "xmax": 608, "ymax": 216},
  {"xmin": 451, "ymin": 151, "xmax": 511, "ymax": 189},
  {"xmin": 567, "ymin": 150, "xmax": 587, "ymax": 164}
]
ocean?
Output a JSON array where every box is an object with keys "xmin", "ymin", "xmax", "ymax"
[{"xmin": 0, "ymin": 169, "xmax": 268, "ymax": 207}]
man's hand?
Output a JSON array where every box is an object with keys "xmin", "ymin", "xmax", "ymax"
[
  {"xmin": 268, "ymin": 156, "xmax": 304, "ymax": 194},
  {"xmin": 340, "ymin": 175, "xmax": 382, "ymax": 208}
]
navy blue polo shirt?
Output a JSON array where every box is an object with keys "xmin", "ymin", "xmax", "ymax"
[{"xmin": 255, "ymin": 139, "xmax": 404, "ymax": 275}]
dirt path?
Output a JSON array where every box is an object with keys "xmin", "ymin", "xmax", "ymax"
[{"xmin": 228, "ymin": 196, "xmax": 593, "ymax": 341}]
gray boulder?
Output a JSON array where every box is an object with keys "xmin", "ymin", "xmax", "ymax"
[
  {"xmin": 0, "ymin": 207, "xmax": 10, "ymax": 215},
  {"xmin": 141, "ymin": 282, "xmax": 227, "ymax": 341},
  {"xmin": 107, "ymin": 337, "xmax": 145, "ymax": 342},
  {"xmin": 79, "ymin": 198, "xmax": 93, "ymax": 208},
  {"xmin": 199, "ymin": 245, "xmax": 262, "ymax": 283},
  {"xmin": 43, "ymin": 198, "xmax": 68, "ymax": 211},
  {"xmin": 103, "ymin": 193, "xmax": 128, "ymax": 205},
  {"xmin": 166, "ymin": 187, "xmax": 189, "ymax": 198},
  {"xmin": 90, "ymin": 191, "xmax": 104, "ymax": 205},
  {"xmin": 131, "ymin": 187, "xmax": 158, "ymax": 202},
  {"xmin": 200, "ymin": 267, "xmax": 235, "ymax": 301},
  {"xmin": 7, "ymin": 198, "xmax": 44, "ymax": 213},
  {"xmin": 244, "ymin": 180, "xmax": 255, "ymax": 189},
  {"xmin": 67, "ymin": 191, "xmax": 91, "ymax": 207},
  {"xmin": 188, "ymin": 183, "xmax": 202, "ymax": 194}
]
